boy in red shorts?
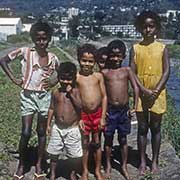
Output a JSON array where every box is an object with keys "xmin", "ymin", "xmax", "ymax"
[{"xmin": 76, "ymin": 44, "xmax": 107, "ymax": 180}]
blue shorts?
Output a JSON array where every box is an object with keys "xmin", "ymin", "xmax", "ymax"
[{"xmin": 105, "ymin": 104, "xmax": 131, "ymax": 137}]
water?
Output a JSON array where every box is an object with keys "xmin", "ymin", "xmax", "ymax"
[{"xmin": 167, "ymin": 63, "xmax": 180, "ymax": 111}]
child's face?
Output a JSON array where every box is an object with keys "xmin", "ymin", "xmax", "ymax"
[
  {"xmin": 141, "ymin": 18, "xmax": 157, "ymax": 39},
  {"xmin": 98, "ymin": 54, "xmax": 108, "ymax": 70},
  {"xmin": 109, "ymin": 48, "xmax": 124, "ymax": 68},
  {"xmin": 79, "ymin": 52, "xmax": 95, "ymax": 74},
  {"xmin": 59, "ymin": 76, "xmax": 74, "ymax": 91},
  {"xmin": 34, "ymin": 31, "xmax": 49, "ymax": 50}
]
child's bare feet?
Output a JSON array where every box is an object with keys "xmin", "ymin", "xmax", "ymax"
[
  {"xmin": 13, "ymin": 166, "xmax": 24, "ymax": 180},
  {"xmin": 151, "ymin": 163, "xmax": 160, "ymax": 175},
  {"xmin": 138, "ymin": 164, "xmax": 147, "ymax": 176},
  {"xmin": 95, "ymin": 171, "xmax": 105, "ymax": 180},
  {"xmin": 80, "ymin": 172, "xmax": 89, "ymax": 180},
  {"xmin": 122, "ymin": 167, "xmax": 131, "ymax": 180},
  {"xmin": 70, "ymin": 171, "xmax": 77, "ymax": 180},
  {"xmin": 105, "ymin": 167, "xmax": 111, "ymax": 179}
]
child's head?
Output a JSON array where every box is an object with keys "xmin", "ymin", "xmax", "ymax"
[
  {"xmin": 135, "ymin": 10, "xmax": 161, "ymax": 39},
  {"xmin": 30, "ymin": 20, "xmax": 53, "ymax": 50},
  {"xmin": 96, "ymin": 47, "xmax": 109, "ymax": 70},
  {"xmin": 77, "ymin": 44, "xmax": 97, "ymax": 75},
  {"xmin": 57, "ymin": 62, "xmax": 77, "ymax": 89},
  {"xmin": 107, "ymin": 40, "xmax": 126, "ymax": 68}
]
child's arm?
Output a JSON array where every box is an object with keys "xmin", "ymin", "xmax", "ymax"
[
  {"xmin": 66, "ymin": 85, "xmax": 82, "ymax": 111},
  {"xmin": 98, "ymin": 73, "xmax": 107, "ymax": 128},
  {"xmin": 152, "ymin": 47, "xmax": 170, "ymax": 97},
  {"xmin": 46, "ymin": 93, "xmax": 54, "ymax": 135},
  {"xmin": 128, "ymin": 67, "xmax": 139, "ymax": 111},
  {"xmin": 0, "ymin": 55, "xmax": 23, "ymax": 87}
]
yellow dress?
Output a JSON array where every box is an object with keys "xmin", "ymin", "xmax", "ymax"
[{"xmin": 133, "ymin": 41, "xmax": 166, "ymax": 114}]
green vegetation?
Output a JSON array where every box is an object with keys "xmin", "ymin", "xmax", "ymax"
[
  {"xmin": 0, "ymin": 42, "xmax": 10, "ymax": 51},
  {"xmin": 167, "ymin": 45, "xmax": 180, "ymax": 59},
  {"xmin": 7, "ymin": 32, "xmax": 32, "ymax": 44},
  {"xmin": 162, "ymin": 95, "xmax": 180, "ymax": 157},
  {"xmin": 49, "ymin": 46, "xmax": 69, "ymax": 62}
]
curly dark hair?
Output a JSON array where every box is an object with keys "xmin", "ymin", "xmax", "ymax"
[
  {"xmin": 96, "ymin": 46, "xmax": 109, "ymax": 62},
  {"xmin": 107, "ymin": 40, "xmax": 126, "ymax": 57},
  {"xmin": 57, "ymin": 62, "xmax": 77, "ymax": 80},
  {"xmin": 135, "ymin": 10, "xmax": 161, "ymax": 33},
  {"xmin": 30, "ymin": 20, "xmax": 53, "ymax": 42},
  {"xmin": 77, "ymin": 44, "xmax": 97, "ymax": 62}
]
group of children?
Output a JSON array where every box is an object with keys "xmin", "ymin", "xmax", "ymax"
[{"xmin": 0, "ymin": 10, "xmax": 170, "ymax": 180}]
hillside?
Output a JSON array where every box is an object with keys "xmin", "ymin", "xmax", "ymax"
[{"xmin": 0, "ymin": 0, "xmax": 180, "ymax": 15}]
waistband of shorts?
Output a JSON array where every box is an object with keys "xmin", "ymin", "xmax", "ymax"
[
  {"xmin": 55, "ymin": 122, "xmax": 79, "ymax": 129},
  {"xmin": 108, "ymin": 103, "xmax": 129, "ymax": 109}
]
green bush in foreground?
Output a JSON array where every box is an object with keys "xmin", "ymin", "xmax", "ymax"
[{"xmin": 162, "ymin": 94, "xmax": 180, "ymax": 157}]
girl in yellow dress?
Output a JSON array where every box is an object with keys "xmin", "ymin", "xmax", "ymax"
[{"xmin": 129, "ymin": 11, "xmax": 170, "ymax": 175}]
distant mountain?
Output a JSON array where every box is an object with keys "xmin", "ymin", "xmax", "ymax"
[{"xmin": 0, "ymin": 0, "xmax": 180, "ymax": 15}]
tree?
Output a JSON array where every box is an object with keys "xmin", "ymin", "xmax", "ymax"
[{"xmin": 68, "ymin": 15, "xmax": 80, "ymax": 38}]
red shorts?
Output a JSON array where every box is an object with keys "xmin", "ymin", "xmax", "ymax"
[{"xmin": 81, "ymin": 107, "xmax": 102, "ymax": 135}]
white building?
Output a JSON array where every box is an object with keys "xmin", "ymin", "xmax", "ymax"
[
  {"xmin": 0, "ymin": 18, "xmax": 23, "ymax": 35},
  {"xmin": 102, "ymin": 24, "xmax": 140, "ymax": 38},
  {"xmin": 22, "ymin": 23, "xmax": 32, "ymax": 32},
  {"xmin": 68, "ymin": 7, "xmax": 79, "ymax": 19}
]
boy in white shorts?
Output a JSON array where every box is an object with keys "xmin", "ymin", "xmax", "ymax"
[{"xmin": 47, "ymin": 62, "xmax": 82, "ymax": 180}]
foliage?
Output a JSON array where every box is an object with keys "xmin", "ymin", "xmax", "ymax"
[
  {"xmin": 167, "ymin": 44, "xmax": 180, "ymax": 59},
  {"xmin": 162, "ymin": 94, "xmax": 180, "ymax": 157},
  {"xmin": 7, "ymin": 32, "xmax": 32, "ymax": 44},
  {"xmin": 0, "ymin": 42, "xmax": 9, "ymax": 51},
  {"xmin": 49, "ymin": 46, "xmax": 69, "ymax": 62}
]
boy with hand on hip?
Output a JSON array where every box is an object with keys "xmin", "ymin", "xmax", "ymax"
[
  {"xmin": 76, "ymin": 44, "xmax": 107, "ymax": 180},
  {"xmin": 0, "ymin": 21, "xmax": 59, "ymax": 180},
  {"xmin": 102, "ymin": 40, "xmax": 139, "ymax": 180}
]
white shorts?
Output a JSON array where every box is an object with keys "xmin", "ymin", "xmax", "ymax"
[{"xmin": 47, "ymin": 124, "xmax": 83, "ymax": 158}]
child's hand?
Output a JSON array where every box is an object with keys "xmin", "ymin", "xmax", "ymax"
[
  {"xmin": 79, "ymin": 120, "xmax": 85, "ymax": 132},
  {"xmin": 99, "ymin": 118, "xmax": 106, "ymax": 130},
  {"xmin": 128, "ymin": 109, "xmax": 136, "ymax": 117},
  {"xmin": 46, "ymin": 126, "xmax": 51, "ymax": 135},
  {"xmin": 66, "ymin": 84, "xmax": 73, "ymax": 93}
]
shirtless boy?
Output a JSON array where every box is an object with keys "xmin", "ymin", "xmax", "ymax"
[
  {"xmin": 102, "ymin": 40, "xmax": 139, "ymax": 180},
  {"xmin": 47, "ymin": 62, "xmax": 82, "ymax": 180},
  {"xmin": 76, "ymin": 44, "xmax": 107, "ymax": 180}
]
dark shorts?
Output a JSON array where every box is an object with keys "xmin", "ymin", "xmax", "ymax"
[{"xmin": 105, "ymin": 104, "xmax": 131, "ymax": 137}]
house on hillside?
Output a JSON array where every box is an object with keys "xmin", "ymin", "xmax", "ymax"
[{"xmin": 0, "ymin": 17, "xmax": 23, "ymax": 41}]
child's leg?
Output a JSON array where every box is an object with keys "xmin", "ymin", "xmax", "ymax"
[
  {"xmin": 104, "ymin": 135, "xmax": 113, "ymax": 178},
  {"xmin": 14, "ymin": 114, "xmax": 33, "ymax": 179},
  {"xmin": 81, "ymin": 135, "xmax": 90, "ymax": 180},
  {"xmin": 36, "ymin": 113, "xmax": 47, "ymax": 174},
  {"xmin": 118, "ymin": 135, "xmax": 130, "ymax": 180},
  {"xmin": 49, "ymin": 155, "xmax": 58, "ymax": 180},
  {"xmin": 137, "ymin": 111, "xmax": 149, "ymax": 175},
  {"xmin": 92, "ymin": 132, "xmax": 104, "ymax": 180},
  {"xmin": 149, "ymin": 112, "xmax": 162, "ymax": 174}
]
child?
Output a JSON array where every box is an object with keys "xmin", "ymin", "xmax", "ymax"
[
  {"xmin": 129, "ymin": 11, "xmax": 170, "ymax": 175},
  {"xmin": 96, "ymin": 46, "xmax": 109, "ymax": 71},
  {"xmin": 46, "ymin": 62, "xmax": 82, "ymax": 180},
  {"xmin": 102, "ymin": 40, "xmax": 139, "ymax": 180},
  {"xmin": 76, "ymin": 44, "xmax": 107, "ymax": 180},
  {"xmin": 0, "ymin": 21, "xmax": 59, "ymax": 180}
]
